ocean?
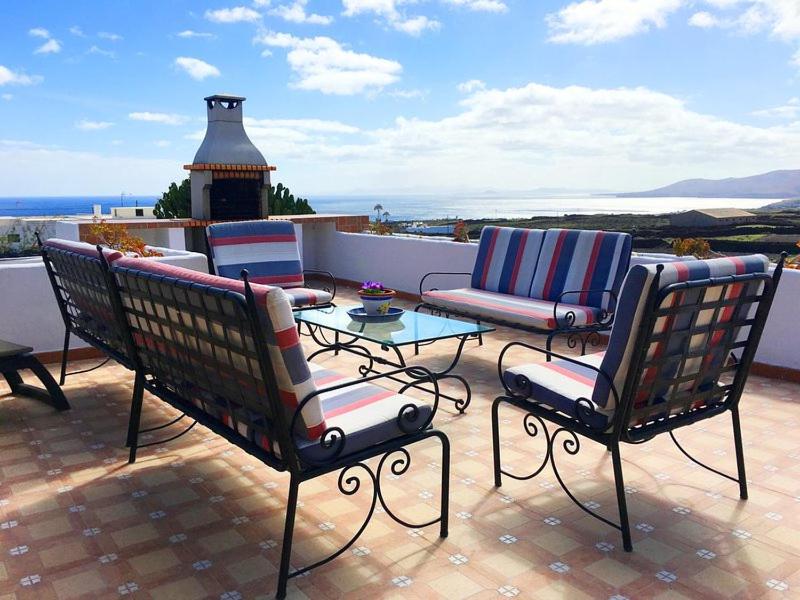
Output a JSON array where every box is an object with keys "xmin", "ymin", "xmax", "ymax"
[{"xmin": 0, "ymin": 194, "xmax": 779, "ymax": 221}]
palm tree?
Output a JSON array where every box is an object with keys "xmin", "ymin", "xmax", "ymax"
[
  {"xmin": 382, "ymin": 211, "xmax": 390, "ymax": 222},
  {"xmin": 373, "ymin": 203, "xmax": 384, "ymax": 222}
]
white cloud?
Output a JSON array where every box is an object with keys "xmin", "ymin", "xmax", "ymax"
[
  {"xmin": 270, "ymin": 0, "xmax": 333, "ymax": 24},
  {"xmin": 76, "ymin": 119, "xmax": 114, "ymax": 130},
  {"xmin": 177, "ymin": 30, "xmax": 216, "ymax": 38},
  {"xmin": 88, "ymin": 45, "xmax": 116, "ymax": 58},
  {"xmin": 154, "ymin": 140, "xmax": 171, "ymax": 147},
  {"xmin": 441, "ymin": 0, "xmax": 507, "ymax": 13},
  {"xmin": 34, "ymin": 38, "xmax": 62, "ymax": 54},
  {"xmin": 254, "ymin": 31, "xmax": 402, "ymax": 94},
  {"xmin": 29, "ymin": 27, "xmax": 50, "ymax": 39},
  {"xmin": 234, "ymin": 81, "xmax": 800, "ymax": 195},
  {"xmin": 205, "ymin": 6, "xmax": 262, "ymax": 23},
  {"xmin": 253, "ymin": 0, "xmax": 271, "ymax": 5},
  {"xmin": 341, "ymin": 0, "xmax": 441, "ymax": 36},
  {"xmin": 1, "ymin": 94, "xmax": 12, "ymax": 101},
  {"xmin": 98, "ymin": 31, "xmax": 123, "ymax": 41},
  {"xmin": 129, "ymin": 111, "xmax": 191, "ymax": 125},
  {"xmin": 246, "ymin": 117, "xmax": 360, "ymax": 133},
  {"xmin": 688, "ymin": 1, "xmax": 800, "ymax": 41},
  {"xmin": 457, "ymin": 79, "xmax": 485, "ymax": 93},
  {"xmin": 689, "ymin": 11, "xmax": 720, "ymax": 28},
  {"xmin": 174, "ymin": 56, "xmax": 221, "ymax": 80},
  {"xmin": 69, "ymin": 26, "xmax": 85, "ymax": 37},
  {"xmin": 547, "ymin": 0, "xmax": 685, "ymax": 45},
  {"xmin": 0, "ymin": 65, "xmax": 43, "ymax": 86},
  {"xmin": 752, "ymin": 97, "xmax": 800, "ymax": 118}
]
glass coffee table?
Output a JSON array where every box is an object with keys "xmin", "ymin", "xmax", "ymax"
[{"xmin": 295, "ymin": 305, "xmax": 494, "ymax": 413}]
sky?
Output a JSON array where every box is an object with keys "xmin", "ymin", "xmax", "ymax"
[{"xmin": 0, "ymin": 0, "xmax": 799, "ymax": 197}]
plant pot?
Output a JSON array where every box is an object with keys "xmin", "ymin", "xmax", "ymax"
[{"xmin": 358, "ymin": 289, "xmax": 396, "ymax": 316}]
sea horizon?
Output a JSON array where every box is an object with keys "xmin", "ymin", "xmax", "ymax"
[{"xmin": 0, "ymin": 194, "xmax": 781, "ymax": 221}]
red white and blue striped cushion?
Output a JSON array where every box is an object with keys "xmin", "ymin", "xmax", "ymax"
[
  {"xmin": 207, "ymin": 220, "xmax": 305, "ymax": 288},
  {"xmin": 529, "ymin": 229, "xmax": 631, "ymax": 311},
  {"xmin": 595, "ymin": 254, "xmax": 770, "ymax": 411},
  {"xmin": 503, "ymin": 353, "xmax": 611, "ymax": 430},
  {"xmin": 471, "ymin": 227, "xmax": 545, "ymax": 296},
  {"xmin": 422, "ymin": 287, "xmax": 599, "ymax": 330},
  {"xmin": 284, "ymin": 287, "xmax": 333, "ymax": 308}
]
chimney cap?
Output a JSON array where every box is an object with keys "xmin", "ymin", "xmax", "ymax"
[{"xmin": 204, "ymin": 94, "xmax": 246, "ymax": 102}]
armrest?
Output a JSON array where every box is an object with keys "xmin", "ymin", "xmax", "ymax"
[
  {"xmin": 291, "ymin": 366, "xmax": 440, "ymax": 466},
  {"xmin": 303, "ymin": 269, "xmax": 337, "ymax": 301},
  {"xmin": 419, "ymin": 271, "xmax": 472, "ymax": 296},
  {"xmin": 552, "ymin": 288, "xmax": 618, "ymax": 329},
  {"xmin": 497, "ymin": 340, "xmax": 619, "ymax": 430}
]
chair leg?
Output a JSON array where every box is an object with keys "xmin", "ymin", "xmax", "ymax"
[
  {"xmin": 610, "ymin": 442, "xmax": 633, "ymax": 552},
  {"xmin": 731, "ymin": 406, "xmax": 748, "ymax": 500},
  {"xmin": 2, "ymin": 370, "xmax": 24, "ymax": 392},
  {"xmin": 126, "ymin": 373, "xmax": 145, "ymax": 464},
  {"xmin": 545, "ymin": 332, "xmax": 554, "ymax": 362},
  {"xmin": 277, "ymin": 475, "xmax": 300, "ymax": 600},
  {"xmin": 438, "ymin": 432, "xmax": 450, "ymax": 538},
  {"xmin": 25, "ymin": 357, "xmax": 70, "ymax": 411},
  {"xmin": 59, "ymin": 328, "xmax": 71, "ymax": 385},
  {"xmin": 492, "ymin": 396, "xmax": 504, "ymax": 488}
]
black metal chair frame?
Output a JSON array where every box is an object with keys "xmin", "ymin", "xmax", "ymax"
[
  {"xmin": 491, "ymin": 257, "xmax": 784, "ymax": 552},
  {"xmin": 39, "ymin": 236, "xmax": 134, "ymax": 384},
  {"xmin": 417, "ymin": 271, "xmax": 622, "ymax": 356},
  {"xmin": 203, "ymin": 229, "xmax": 337, "ymax": 312},
  {"xmin": 102, "ymin": 259, "xmax": 448, "ymax": 599}
]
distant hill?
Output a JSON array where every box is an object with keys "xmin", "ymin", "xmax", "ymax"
[
  {"xmin": 758, "ymin": 197, "xmax": 800, "ymax": 212},
  {"xmin": 617, "ymin": 169, "xmax": 800, "ymax": 199}
]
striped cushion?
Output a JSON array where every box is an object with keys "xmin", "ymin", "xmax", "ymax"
[
  {"xmin": 282, "ymin": 364, "xmax": 431, "ymax": 462},
  {"xmin": 529, "ymin": 229, "xmax": 631, "ymax": 311},
  {"xmin": 595, "ymin": 254, "xmax": 770, "ymax": 411},
  {"xmin": 112, "ymin": 256, "xmax": 326, "ymax": 441},
  {"xmin": 471, "ymin": 227, "xmax": 545, "ymax": 296},
  {"xmin": 503, "ymin": 353, "xmax": 611, "ymax": 430},
  {"xmin": 284, "ymin": 287, "xmax": 333, "ymax": 308},
  {"xmin": 422, "ymin": 287, "xmax": 599, "ymax": 330},
  {"xmin": 207, "ymin": 220, "xmax": 304, "ymax": 288},
  {"xmin": 43, "ymin": 238, "xmax": 124, "ymax": 263}
]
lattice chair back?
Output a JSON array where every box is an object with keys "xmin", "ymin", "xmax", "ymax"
[
  {"xmin": 206, "ymin": 220, "xmax": 305, "ymax": 289},
  {"xmin": 595, "ymin": 255, "xmax": 779, "ymax": 439},
  {"xmin": 109, "ymin": 258, "xmax": 327, "ymax": 470},
  {"xmin": 528, "ymin": 229, "xmax": 632, "ymax": 311},
  {"xmin": 41, "ymin": 239, "xmax": 132, "ymax": 365}
]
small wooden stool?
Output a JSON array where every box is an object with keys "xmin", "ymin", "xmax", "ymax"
[{"xmin": 0, "ymin": 339, "xmax": 70, "ymax": 411}]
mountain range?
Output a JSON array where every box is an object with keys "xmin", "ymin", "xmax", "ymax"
[{"xmin": 617, "ymin": 169, "xmax": 800, "ymax": 199}]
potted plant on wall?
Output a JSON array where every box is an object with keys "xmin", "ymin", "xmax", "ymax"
[{"xmin": 358, "ymin": 280, "xmax": 396, "ymax": 316}]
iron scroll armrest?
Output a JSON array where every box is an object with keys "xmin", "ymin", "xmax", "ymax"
[
  {"xmin": 303, "ymin": 269, "xmax": 337, "ymax": 301},
  {"xmin": 497, "ymin": 341, "xmax": 619, "ymax": 430},
  {"xmin": 291, "ymin": 366, "xmax": 441, "ymax": 467},
  {"xmin": 552, "ymin": 288, "xmax": 618, "ymax": 329},
  {"xmin": 419, "ymin": 272, "xmax": 472, "ymax": 296}
]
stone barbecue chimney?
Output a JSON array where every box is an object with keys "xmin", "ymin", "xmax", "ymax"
[{"xmin": 184, "ymin": 94, "xmax": 276, "ymax": 220}]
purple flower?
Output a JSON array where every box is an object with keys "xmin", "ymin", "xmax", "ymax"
[{"xmin": 361, "ymin": 280, "xmax": 384, "ymax": 291}]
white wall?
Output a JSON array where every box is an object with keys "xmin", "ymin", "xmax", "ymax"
[
  {"xmin": 307, "ymin": 231, "xmax": 797, "ymax": 372},
  {"xmin": 0, "ymin": 247, "xmax": 208, "ymax": 353}
]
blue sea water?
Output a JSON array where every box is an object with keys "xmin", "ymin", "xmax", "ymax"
[{"xmin": 0, "ymin": 194, "xmax": 777, "ymax": 221}]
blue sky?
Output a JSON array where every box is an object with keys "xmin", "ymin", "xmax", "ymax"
[{"xmin": 0, "ymin": 0, "xmax": 799, "ymax": 196}]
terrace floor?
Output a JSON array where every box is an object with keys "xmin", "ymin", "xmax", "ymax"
[{"xmin": 1, "ymin": 289, "xmax": 799, "ymax": 599}]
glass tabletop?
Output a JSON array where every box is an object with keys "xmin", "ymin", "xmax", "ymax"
[{"xmin": 295, "ymin": 305, "xmax": 494, "ymax": 347}]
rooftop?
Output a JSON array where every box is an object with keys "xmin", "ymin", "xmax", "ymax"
[
  {"xmin": 1, "ymin": 288, "xmax": 799, "ymax": 599},
  {"xmin": 683, "ymin": 208, "xmax": 756, "ymax": 219}
]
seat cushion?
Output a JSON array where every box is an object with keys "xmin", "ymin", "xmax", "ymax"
[
  {"xmin": 529, "ymin": 229, "xmax": 631, "ymax": 311},
  {"xmin": 206, "ymin": 220, "xmax": 305, "ymax": 288},
  {"xmin": 503, "ymin": 352, "xmax": 611, "ymax": 430},
  {"xmin": 284, "ymin": 286, "xmax": 333, "ymax": 308},
  {"xmin": 471, "ymin": 227, "xmax": 545, "ymax": 296},
  {"xmin": 422, "ymin": 288, "xmax": 599, "ymax": 330},
  {"xmin": 255, "ymin": 364, "xmax": 431, "ymax": 462}
]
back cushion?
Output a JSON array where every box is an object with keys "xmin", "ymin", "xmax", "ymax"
[
  {"xmin": 112, "ymin": 257, "xmax": 326, "ymax": 441},
  {"xmin": 206, "ymin": 220, "xmax": 304, "ymax": 288},
  {"xmin": 529, "ymin": 229, "xmax": 632, "ymax": 310},
  {"xmin": 471, "ymin": 227, "xmax": 545, "ymax": 296},
  {"xmin": 43, "ymin": 238, "xmax": 123, "ymax": 263},
  {"xmin": 594, "ymin": 254, "xmax": 769, "ymax": 411}
]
